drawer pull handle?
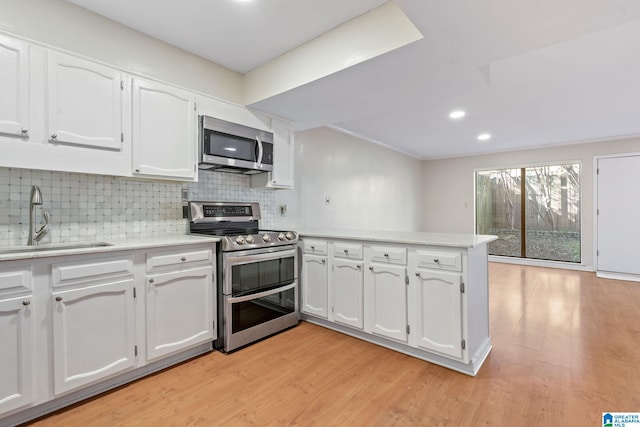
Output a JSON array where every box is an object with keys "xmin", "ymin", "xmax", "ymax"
[
  {"xmin": 384, "ymin": 253, "xmax": 389, "ymax": 257},
  {"xmin": 149, "ymin": 278, "xmax": 155, "ymax": 283},
  {"xmin": 23, "ymin": 299, "xmax": 31, "ymax": 306},
  {"xmin": 181, "ymin": 257, "xmax": 187, "ymax": 261},
  {"xmin": 55, "ymin": 296, "xmax": 62, "ymax": 302},
  {"xmin": 433, "ymin": 258, "xmax": 440, "ymax": 263}
]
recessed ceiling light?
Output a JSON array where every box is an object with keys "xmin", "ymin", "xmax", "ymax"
[
  {"xmin": 449, "ymin": 110, "xmax": 466, "ymax": 119},
  {"xmin": 477, "ymin": 133, "xmax": 492, "ymax": 141}
]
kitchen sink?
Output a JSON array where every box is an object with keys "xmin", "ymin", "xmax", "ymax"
[{"xmin": 0, "ymin": 242, "xmax": 113, "ymax": 254}]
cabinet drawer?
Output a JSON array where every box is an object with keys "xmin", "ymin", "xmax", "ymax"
[
  {"xmin": 302, "ymin": 239, "xmax": 328, "ymax": 255},
  {"xmin": 370, "ymin": 246, "xmax": 407, "ymax": 265},
  {"xmin": 146, "ymin": 248, "xmax": 213, "ymax": 272},
  {"xmin": 0, "ymin": 265, "xmax": 32, "ymax": 294},
  {"xmin": 416, "ymin": 249, "xmax": 462, "ymax": 272},
  {"xmin": 332, "ymin": 242, "xmax": 363, "ymax": 260},
  {"xmin": 52, "ymin": 256, "xmax": 134, "ymax": 288}
]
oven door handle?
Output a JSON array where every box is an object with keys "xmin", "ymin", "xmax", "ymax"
[
  {"xmin": 227, "ymin": 282, "xmax": 296, "ymax": 304},
  {"xmin": 225, "ymin": 248, "xmax": 297, "ymax": 265}
]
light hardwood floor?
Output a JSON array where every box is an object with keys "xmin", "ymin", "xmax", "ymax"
[{"xmin": 26, "ymin": 263, "xmax": 640, "ymax": 426}]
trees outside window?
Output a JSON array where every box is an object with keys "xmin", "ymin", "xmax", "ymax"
[{"xmin": 476, "ymin": 164, "xmax": 581, "ymax": 263}]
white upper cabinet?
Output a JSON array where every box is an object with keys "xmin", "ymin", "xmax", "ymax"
[
  {"xmin": 132, "ymin": 77, "xmax": 196, "ymax": 181},
  {"xmin": 47, "ymin": 51, "xmax": 123, "ymax": 150},
  {"xmin": 269, "ymin": 118, "xmax": 295, "ymax": 188},
  {"xmin": 251, "ymin": 118, "xmax": 295, "ymax": 189},
  {"xmin": 0, "ymin": 34, "xmax": 29, "ymax": 138}
]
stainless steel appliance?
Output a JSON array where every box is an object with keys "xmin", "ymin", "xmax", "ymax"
[
  {"xmin": 199, "ymin": 115, "xmax": 274, "ymax": 174},
  {"xmin": 189, "ymin": 201, "xmax": 299, "ymax": 352}
]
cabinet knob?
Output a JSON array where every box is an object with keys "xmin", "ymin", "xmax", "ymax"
[
  {"xmin": 51, "ymin": 133, "xmax": 57, "ymax": 139},
  {"xmin": 369, "ymin": 266, "xmax": 374, "ymax": 271},
  {"xmin": 181, "ymin": 257, "xmax": 187, "ymax": 261},
  {"xmin": 384, "ymin": 253, "xmax": 389, "ymax": 257},
  {"xmin": 55, "ymin": 296, "xmax": 62, "ymax": 302},
  {"xmin": 22, "ymin": 299, "xmax": 31, "ymax": 306},
  {"xmin": 433, "ymin": 258, "xmax": 440, "ymax": 263},
  {"xmin": 311, "ymin": 245, "xmax": 315, "ymax": 250},
  {"xmin": 415, "ymin": 272, "xmax": 420, "ymax": 276},
  {"xmin": 321, "ymin": 259, "xmax": 326, "ymax": 264},
  {"xmin": 149, "ymin": 278, "xmax": 155, "ymax": 283},
  {"xmin": 21, "ymin": 128, "xmax": 28, "ymax": 135},
  {"xmin": 344, "ymin": 249, "xmax": 348, "ymax": 253},
  {"xmin": 135, "ymin": 168, "xmax": 140, "ymax": 173},
  {"xmin": 357, "ymin": 264, "xmax": 361, "ymax": 270}
]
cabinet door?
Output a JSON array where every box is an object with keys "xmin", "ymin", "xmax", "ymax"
[
  {"xmin": 47, "ymin": 51, "xmax": 123, "ymax": 150},
  {"xmin": 415, "ymin": 270, "xmax": 463, "ymax": 359},
  {"xmin": 52, "ymin": 279, "xmax": 136, "ymax": 395},
  {"xmin": 301, "ymin": 254, "xmax": 328, "ymax": 318},
  {"xmin": 0, "ymin": 34, "xmax": 29, "ymax": 138},
  {"xmin": 366, "ymin": 264, "xmax": 407, "ymax": 343},
  {"xmin": 270, "ymin": 119, "xmax": 294, "ymax": 188},
  {"xmin": 0, "ymin": 295, "xmax": 32, "ymax": 414},
  {"xmin": 132, "ymin": 78, "xmax": 196, "ymax": 180},
  {"xmin": 146, "ymin": 266, "xmax": 214, "ymax": 361},
  {"xmin": 332, "ymin": 259, "xmax": 363, "ymax": 329}
]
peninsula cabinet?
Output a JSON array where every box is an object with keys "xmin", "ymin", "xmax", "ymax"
[
  {"xmin": 298, "ymin": 231, "xmax": 496, "ymax": 376},
  {"xmin": 0, "ymin": 240, "xmax": 216, "ymax": 426}
]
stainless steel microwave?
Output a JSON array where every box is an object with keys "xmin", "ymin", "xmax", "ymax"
[{"xmin": 198, "ymin": 115, "xmax": 274, "ymax": 174}]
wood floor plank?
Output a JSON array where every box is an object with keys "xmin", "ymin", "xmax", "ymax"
[{"xmin": 23, "ymin": 263, "xmax": 640, "ymax": 427}]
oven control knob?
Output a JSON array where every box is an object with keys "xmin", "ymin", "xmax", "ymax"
[
  {"xmin": 262, "ymin": 233, "xmax": 271, "ymax": 242},
  {"xmin": 285, "ymin": 232, "xmax": 295, "ymax": 240},
  {"xmin": 235, "ymin": 236, "xmax": 245, "ymax": 245},
  {"xmin": 278, "ymin": 233, "xmax": 286, "ymax": 241},
  {"xmin": 245, "ymin": 235, "xmax": 255, "ymax": 244}
]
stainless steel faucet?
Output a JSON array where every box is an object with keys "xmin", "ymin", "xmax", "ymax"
[{"xmin": 27, "ymin": 185, "xmax": 50, "ymax": 245}]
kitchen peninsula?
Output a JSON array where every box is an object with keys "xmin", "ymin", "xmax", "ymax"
[{"xmin": 298, "ymin": 228, "xmax": 497, "ymax": 376}]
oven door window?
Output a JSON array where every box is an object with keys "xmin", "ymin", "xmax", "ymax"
[
  {"xmin": 231, "ymin": 256, "xmax": 295, "ymax": 296},
  {"xmin": 231, "ymin": 286, "xmax": 296, "ymax": 334}
]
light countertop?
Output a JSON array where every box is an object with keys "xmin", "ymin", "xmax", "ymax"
[
  {"xmin": 296, "ymin": 228, "xmax": 498, "ymax": 248},
  {"xmin": 0, "ymin": 235, "xmax": 220, "ymax": 262}
]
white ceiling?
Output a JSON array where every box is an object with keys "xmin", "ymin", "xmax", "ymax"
[{"xmin": 65, "ymin": 0, "xmax": 640, "ymax": 159}]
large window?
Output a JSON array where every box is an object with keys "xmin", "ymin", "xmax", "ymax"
[{"xmin": 476, "ymin": 164, "xmax": 581, "ymax": 263}]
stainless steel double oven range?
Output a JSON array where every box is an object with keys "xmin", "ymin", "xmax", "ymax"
[{"xmin": 189, "ymin": 201, "xmax": 299, "ymax": 352}]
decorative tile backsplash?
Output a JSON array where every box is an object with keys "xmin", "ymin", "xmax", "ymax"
[{"xmin": 0, "ymin": 167, "xmax": 275, "ymax": 247}]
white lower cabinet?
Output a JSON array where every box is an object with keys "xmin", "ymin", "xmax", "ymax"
[
  {"xmin": 331, "ymin": 259, "xmax": 363, "ymax": 329},
  {"xmin": 52, "ymin": 278, "xmax": 136, "ymax": 395},
  {"xmin": 365, "ymin": 264, "xmax": 408, "ymax": 343},
  {"xmin": 0, "ymin": 242, "xmax": 217, "ymax": 425},
  {"xmin": 299, "ymin": 237, "xmax": 491, "ymax": 376},
  {"xmin": 414, "ymin": 269, "xmax": 463, "ymax": 359},
  {"xmin": 0, "ymin": 295, "xmax": 33, "ymax": 414},
  {"xmin": 301, "ymin": 254, "xmax": 328, "ymax": 318},
  {"xmin": 146, "ymin": 266, "xmax": 214, "ymax": 361}
]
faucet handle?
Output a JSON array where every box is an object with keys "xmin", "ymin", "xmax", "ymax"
[{"xmin": 35, "ymin": 211, "xmax": 50, "ymax": 243}]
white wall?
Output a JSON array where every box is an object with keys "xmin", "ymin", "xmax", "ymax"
[
  {"xmin": 421, "ymin": 136, "xmax": 640, "ymax": 269},
  {"xmin": 0, "ymin": 0, "xmax": 242, "ymax": 103},
  {"xmin": 275, "ymin": 127, "xmax": 423, "ymax": 232}
]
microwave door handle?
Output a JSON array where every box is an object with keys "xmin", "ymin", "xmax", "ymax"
[{"xmin": 256, "ymin": 136, "xmax": 264, "ymax": 164}]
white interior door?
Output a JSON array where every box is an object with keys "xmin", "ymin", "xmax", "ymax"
[{"xmin": 597, "ymin": 155, "xmax": 640, "ymax": 275}]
